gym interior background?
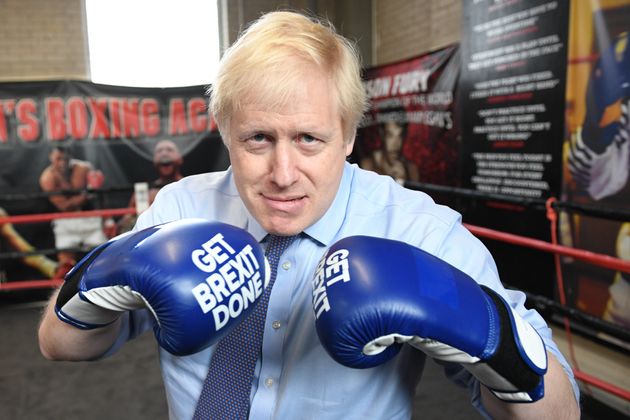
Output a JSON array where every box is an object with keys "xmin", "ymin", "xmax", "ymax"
[{"xmin": 0, "ymin": 0, "xmax": 629, "ymax": 419}]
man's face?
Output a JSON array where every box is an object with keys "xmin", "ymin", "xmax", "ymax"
[
  {"xmin": 153, "ymin": 140, "xmax": 182, "ymax": 177},
  {"xmin": 50, "ymin": 149, "xmax": 68, "ymax": 172},
  {"xmin": 226, "ymin": 70, "xmax": 352, "ymax": 236},
  {"xmin": 383, "ymin": 120, "xmax": 404, "ymax": 153}
]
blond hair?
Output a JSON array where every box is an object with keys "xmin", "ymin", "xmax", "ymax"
[{"xmin": 209, "ymin": 11, "xmax": 367, "ymax": 142}]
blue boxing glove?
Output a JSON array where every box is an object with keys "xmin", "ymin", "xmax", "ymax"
[
  {"xmin": 56, "ymin": 218, "xmax": 270, "ymax": 356},
  {"xmin": 313, "ymin": 236, "xmax": 548, "ymax": 402}
]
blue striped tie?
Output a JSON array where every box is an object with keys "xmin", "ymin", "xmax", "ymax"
[{"xmin": 193, "ymin": 234, "xmax": 297, "ymax": 419}]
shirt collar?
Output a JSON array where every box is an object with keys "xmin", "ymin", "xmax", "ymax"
[{"xmin": 246, "ymin": 215, "xmax": 269, "ymax": 243}]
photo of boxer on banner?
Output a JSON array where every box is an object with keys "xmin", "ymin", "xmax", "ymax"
[
  {"xmin": 359, "ymin": 106, "xmax": 420, "ymax": 182},
  {"xmin": 562, "ymin": 0, "xmax": 630, "ymax": 330},
  {"xmin": 38, "ymin": 146, "xmax": 108, "ymax": 268}
]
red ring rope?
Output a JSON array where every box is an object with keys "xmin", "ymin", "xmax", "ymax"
[
  {"xmin": 0, "ymin": 207, "xmax": 135, "ymax": 225},
  {"xmin": 463, "ymin": 223, "xmax": 630, "ymax": 273}
]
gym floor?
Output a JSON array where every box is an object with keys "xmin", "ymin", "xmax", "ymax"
[{"xmin": 0, "ymin": 291, "xmax": 620, "ymax": 419}]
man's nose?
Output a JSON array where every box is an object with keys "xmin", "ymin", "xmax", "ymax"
[{"xmin": 270, "ymin": 142, "xmax": 298, "ymax": 188}]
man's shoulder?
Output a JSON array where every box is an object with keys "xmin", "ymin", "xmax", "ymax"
[
  {"xmin": 348, "ymin": 166, "xmax": 441, "ymax": 209},
  {"xmin": 39, "ymin": 166, "xmax": 57, "ymax": 189},
  {"xmin": 137, "ymin": 169, "xmax": 243, "ymax": 226},
  {"xmin": 158, "ymin": 170, "xmax": 236, "ymax": 198},
  {"xmin": 39, "ymin": 166, "xmax": 53, "ymax": 179},
  {"xmin": 345, "ymin": 165, "xmax": 461, "ymax": 228}
]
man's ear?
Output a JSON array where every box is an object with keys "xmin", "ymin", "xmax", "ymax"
[{"xmin": 345, "ymin": 133, "xmax": 356, "ymax": 156}]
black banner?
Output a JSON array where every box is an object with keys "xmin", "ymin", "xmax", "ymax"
[
  {"xmin": 459, "ymin": 1, "xmax": 570, "ymax": 297},
  {"xmin": 0, "ymin": 80, "xmax": 228, "ymax": 210}
]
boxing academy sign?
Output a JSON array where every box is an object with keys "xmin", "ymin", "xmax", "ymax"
[
  {"xmin": 0, "ymin": 80, "xmax": 229, "ymax": 206},
  {"xmin": 0, "ymin": 80, "xmax": 217, "ymax": 144}
]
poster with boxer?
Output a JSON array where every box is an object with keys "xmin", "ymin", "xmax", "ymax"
[
  {"xmin": 561, "ymin": 0, "xmax": 630, "ymax": 331},
  {"xmin": 458, "ymin": 0, "xmax": 570, "ymax": 299},
  {"xmin": 0, "ymin": 80, "xmax": 228, "ymax": 284},
  {"xmin": 353, "ymin": 45, "xmax": 460, "ymax": 187}
]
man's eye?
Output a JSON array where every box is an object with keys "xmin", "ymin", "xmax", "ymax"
[
  {"xmin": 251, "ymin": 133, "xmax": 267, "ymax": 142},
  {"xmin": 300, "ymin": 134, "xmax": 317, "ymax": 143}
]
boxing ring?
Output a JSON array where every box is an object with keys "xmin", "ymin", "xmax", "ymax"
[{"xmin": 0, "ymin": 183, "xmax": 629, "ymax": 406}]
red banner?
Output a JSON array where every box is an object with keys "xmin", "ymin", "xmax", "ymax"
[{"xmin": 353, "ymin": 45, "xmax": 460, "ymax": 186}]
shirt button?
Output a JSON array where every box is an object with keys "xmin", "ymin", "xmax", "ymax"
[
  {"xmin": 272, "ymin": 320, "xmax": 282, "ymax": 329},
  {"xmin": 265, "ymin": 378, "xmax": 274, "ymax": 388},
  {"xmin": 282, "ymin": 261, "xmax": 291, "ymax": 270}
]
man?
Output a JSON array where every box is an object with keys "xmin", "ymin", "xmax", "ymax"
[
  {"xmin": 117, "ymin": 139, "xmax": 184, "ymax": 234},
  {"xmin": 151, "ymin": 139, "xmax": 184, "ymax": 190},
  {"xmin": 39, "ymin": 11, "xmax": 580, "ymax": 419},
  {"xmin": 39, "ymin": 147, "xmax": 106, "ymax": 268}
]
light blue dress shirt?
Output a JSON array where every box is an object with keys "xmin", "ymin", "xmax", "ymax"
[{"xmin": 107, "ymin": 162, "xmax": 579, "ymax": 419}]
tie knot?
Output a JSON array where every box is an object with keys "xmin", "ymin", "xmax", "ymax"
[{"xmin": 265, "ymin": 234, "xmax": 297, "ymax": 259}]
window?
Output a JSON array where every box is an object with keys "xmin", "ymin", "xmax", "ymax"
[{"xmin": 86, "ymin": 0, "xmax": 220, "ymax": 87}]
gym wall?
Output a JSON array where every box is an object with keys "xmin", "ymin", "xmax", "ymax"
[
  {"xmin": 0, "ymin": 0, "xmax": 462, "ymax": 81},
  {"xmin": 0, "ymin": 0, "xmax": 90, "ymax": 81}
]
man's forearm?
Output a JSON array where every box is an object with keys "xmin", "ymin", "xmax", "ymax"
[
  {"xmin": 49, "ymin": 192, "xmax": 87, "ymax": 212},
  {"xmin": 38, "ymin": 289, "xmax": 121, "ymax": 361},
  {"xmin": 480, "ymin": 353, "xmax": 580, "ymax": 419}
]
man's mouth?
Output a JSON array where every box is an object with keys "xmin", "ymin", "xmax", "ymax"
[
  {"xmin": 263, "ymin": 194, "xmax": 305, "ymax": 211},
  {"xmin": 266, "ymin": 194, "xmax": 303, "ymax": 201},
  {"xmin": 158, "ymin": 159, "xmax": 174, "ymax": 167}
]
